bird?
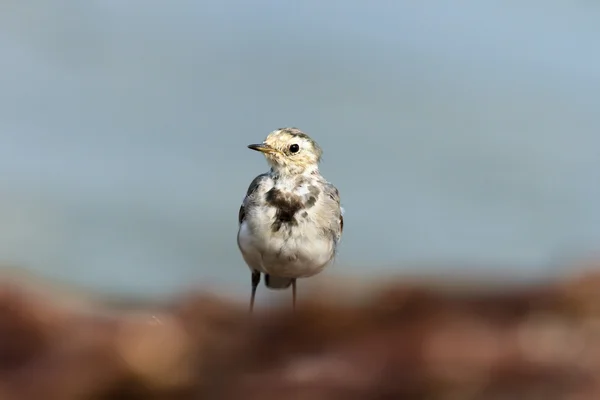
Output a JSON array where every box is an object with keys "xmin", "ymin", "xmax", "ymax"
[{"xmin": 237, "ymin": 127, "xmax": 343, "ymax": 312}]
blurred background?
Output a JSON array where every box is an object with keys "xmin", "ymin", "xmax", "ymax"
[{"xmin": 0, "ymin": 1, "xmax": 599, "ymax": 301}]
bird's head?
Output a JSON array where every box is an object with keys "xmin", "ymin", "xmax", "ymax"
[{"xmin": 248, "ymin": 127, "xmax": 323, "ymax": 175}]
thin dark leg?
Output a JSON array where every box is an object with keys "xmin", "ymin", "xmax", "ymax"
[
  {"xmin": 250, "ymin": 271, "xmax": 261, "ymax": 313},
  {"xmin": 291, "ymin": 278, "xmax": 297, "ymax": 311}
]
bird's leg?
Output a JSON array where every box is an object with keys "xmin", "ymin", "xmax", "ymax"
[
  {"xmin": 291, "ymin": 278, "xmax": 297, "ymax": 311},
  {"xmin": 250, "ymin": 271, "xmax": 261, "ymax": 313}
]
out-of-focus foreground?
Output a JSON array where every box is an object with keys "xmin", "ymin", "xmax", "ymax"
[{"xmin": 1, "ymin": 268, "xmax": 600, "ymax": 400}]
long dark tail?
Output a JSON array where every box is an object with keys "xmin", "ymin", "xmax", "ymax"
[{"xmin": 264, "ymin": 274, "xmax": 293, "ymax": 289}]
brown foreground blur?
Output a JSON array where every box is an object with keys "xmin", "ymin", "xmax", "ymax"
[{"xmin": 1, "ymin": 268, "xmax": 600, "ymax": 400}]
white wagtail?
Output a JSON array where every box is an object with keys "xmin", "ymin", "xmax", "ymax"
[{"xmin": 237, "ymin": 128, "xmax": 343, "ymax": 311}]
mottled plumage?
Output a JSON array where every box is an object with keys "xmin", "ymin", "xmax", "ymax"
[{"xmin": 237, "ymin": 127, "xmax": 343, "ymax": 311}]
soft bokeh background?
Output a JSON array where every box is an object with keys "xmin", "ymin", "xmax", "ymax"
[{"xmin": 0, "ymin": 1, "xmax": 599, "ymax": 300}]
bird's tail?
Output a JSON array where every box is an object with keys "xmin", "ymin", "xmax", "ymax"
[{"xmin": 264, "ymin": 274, "xmax": 293, "ymax": 289}]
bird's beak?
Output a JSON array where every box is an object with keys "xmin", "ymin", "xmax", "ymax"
[{"xmin": 247, "ymin": 143, "xmax": 276, "ymax": 154}]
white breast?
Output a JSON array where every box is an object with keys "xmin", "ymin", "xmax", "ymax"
[{"xmin": 237, "ymin": 206, "xmax": 336, "ymax": 279}]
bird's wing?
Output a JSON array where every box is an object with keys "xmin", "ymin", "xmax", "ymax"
[
  {"xmin": 324, "ymin": 182, "xmax": 343, "ymax": 236},
  {"xmin": 239, "ymin": 173, "xmax": 269, "ymax": 225}
]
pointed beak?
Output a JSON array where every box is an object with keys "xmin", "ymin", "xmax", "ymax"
[{"xmin": 247, "ymin": 143, "xmax": 276, "ymax": 154}]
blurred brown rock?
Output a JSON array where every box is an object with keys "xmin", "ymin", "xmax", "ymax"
[{"xmin": 1, "ymin": 268, "xmax": 600, "ymax": 399}]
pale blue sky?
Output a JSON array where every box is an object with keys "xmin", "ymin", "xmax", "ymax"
[{"xmin": 0, "ymin": 1, "xmax": 598, "ymax": 298}]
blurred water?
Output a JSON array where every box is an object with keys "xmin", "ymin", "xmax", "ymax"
[{"xmin": 0, "ymin": 1, "xmax": 599, "ymax": 297}]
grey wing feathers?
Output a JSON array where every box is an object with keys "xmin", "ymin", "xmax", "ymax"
[
  {"xmin": 324, "ymin": 182, "xmax": 343, "ymax": 236},
  {"xmin": 238, "ymin": 173, "xmax": 269, "ymax": 225},
  {"xmin": 324, "ymin": 182, "xmax": 340, "ymax": 203}
]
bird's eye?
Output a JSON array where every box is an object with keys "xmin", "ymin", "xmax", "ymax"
[{"xmin": 289, "ymin": 144, "xmax": 300, "ymax": 153}]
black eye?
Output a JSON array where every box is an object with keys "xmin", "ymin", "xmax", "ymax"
[{"xmin": 289, "ymin": 144, "xmax": 300, "ymax": 153}]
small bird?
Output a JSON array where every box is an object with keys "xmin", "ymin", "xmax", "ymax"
[{"xmin": 237, "ymin": 127, "xmax": 343, "ymax": 312}]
